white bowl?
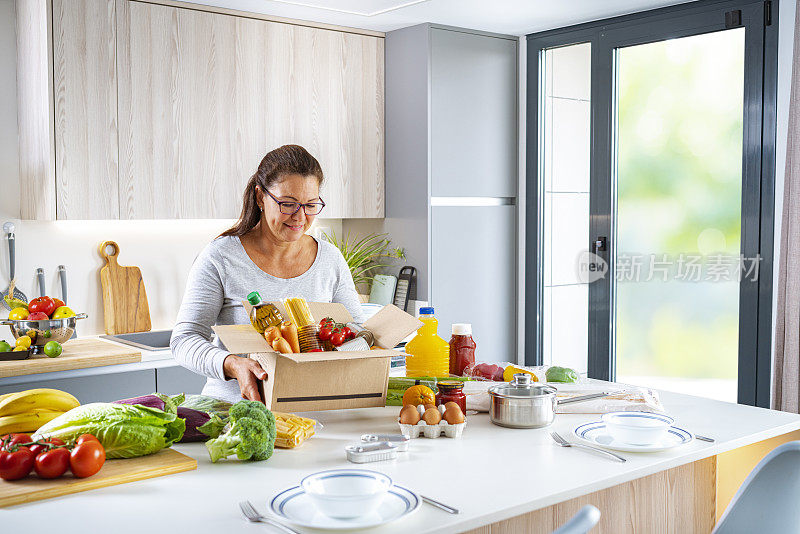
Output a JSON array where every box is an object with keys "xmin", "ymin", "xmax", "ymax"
[
  {"xmin": 300, "ymin": 469, "xmax": 392, "ymax": 519},
  {"xmin": 601, "ymin": 411, "xmax": 675, "ymax": 445}
]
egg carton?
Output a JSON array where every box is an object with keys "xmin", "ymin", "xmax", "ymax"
[{"xmin": 398, "ymin": 420, "xmax": 466, "ymax": 439}]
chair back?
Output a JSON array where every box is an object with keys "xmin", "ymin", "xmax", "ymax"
[
  {"xmin": 552, "ymin": 505, "xmax": 601, "ymax": 534},
  {"xmin": 713, "ymin": 440, "xmax": 800, "ymax": 533}
]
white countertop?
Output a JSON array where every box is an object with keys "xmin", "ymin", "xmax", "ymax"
[{"xmin": 4, "ymin": 387, "xmax": 800, "ymax": 533}]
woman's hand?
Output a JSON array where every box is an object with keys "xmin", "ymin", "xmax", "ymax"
[{"xmin": 223, "ymin": 355, "xmax": 268, "ymax": 403}]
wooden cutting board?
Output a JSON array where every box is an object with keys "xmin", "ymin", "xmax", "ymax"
[
  {"xmin": 0, "ymin": 338, "xmax": 142, "ymax": 378},
  {"xmin": 99, "ymin": 240, "xmax": 151, "ymax": 335},
  {"xmin": 0, "ymin": 448, "xmax": 196, "ymax": 507}
]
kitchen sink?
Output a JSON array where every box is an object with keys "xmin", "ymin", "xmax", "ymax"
[{"xmin": 101, "ymin": 330, "xmax": 173, "ymax": 351}]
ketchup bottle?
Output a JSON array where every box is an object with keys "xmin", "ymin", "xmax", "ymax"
[{"xmin": 449, "ymin": 323, "xmax": 476, "ymax": 376}]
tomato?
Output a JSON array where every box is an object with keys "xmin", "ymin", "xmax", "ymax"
[
  {"xmin": 70, "ymin": 440, "xmax": 105, "ymax": 478},
  {"xmin": 318, "ymin": 327, "xmax": 332, "ymax": 341},
  {"xmin": 331, "ymin": 332, "xmax": 345, "ymax": 346},
  {"xmin": 28, "ymin": 438, "xmax": 65, "ymax": 457},
  {"xmin": 75, "ymin": 434, "xmax": 100, "ymax": 445},
  {"xmin": 51, "ymin": 298, "xmax": 65, "ymax": 309},
  {"xmin": 28, "ymin": 296, "xmax": 56, "ymax": 317},
  {"xmin": 0, "ymin": 447, "xmax": 35, "ymax": 480},
  {"xmin": 1, "ymin": 433, "xmax": 32, "ymax": 452},
  {"xmin": 34, "ymin": 447, "xmax": 70, "ymax": 479}
]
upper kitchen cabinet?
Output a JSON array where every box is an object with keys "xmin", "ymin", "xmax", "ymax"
[
  {"xmin": 116, "ymin": 1, "xmax": 384, "ymax": 219},
  {"xmin": 431, "ymin": 29, "xmax": 518, "ymax": 197},
  {"xmin": 16, "ymin": 0, "xmax": 384, "ymax": 220},
  {"xmin": 17, "ymin": 0, "xmax": 119, "ymax": 220}
]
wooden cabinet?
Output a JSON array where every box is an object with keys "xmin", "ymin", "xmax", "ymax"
[
  {"xmin": 17, "ymin": 0, "xmax": 385, "ymax": 220},
  {"xmin": 53, "ymin": 0, "xmax": 120, "ymax": 219}
]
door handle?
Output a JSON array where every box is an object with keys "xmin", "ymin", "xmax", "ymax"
[{"xmin": 593, "ymin": 236, "xmax": 607, "ymax": 255}]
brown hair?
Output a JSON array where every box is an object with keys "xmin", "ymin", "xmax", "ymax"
[{"xmin": 220, "ymin": 145, "xmax": 324, "ymax": 237}]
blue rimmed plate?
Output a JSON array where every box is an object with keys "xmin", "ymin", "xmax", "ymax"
[
  {"xmin": 269, "ymin": 484, "xmax": 421, "ymax": 530},
  {"xmin": 574, "ymin": 421, "xmax": 694, "ymax": 452}
]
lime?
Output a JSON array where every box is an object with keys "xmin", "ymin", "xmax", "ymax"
[
  {"xmin": 0, "ymin": 341, "xmax": 11, "ymax": 352},
  {"xmin": 43, "ymin": 341, "xmax": 62, "ymax": 358}
]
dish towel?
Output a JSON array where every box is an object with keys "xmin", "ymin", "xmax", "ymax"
[{"xmin": 464, "ymin": 379, "xmax": 665, "ymax": 414}]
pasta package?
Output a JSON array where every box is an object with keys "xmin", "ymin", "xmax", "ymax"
[{"xmin": 283, "ymin": 297, "xmax": 315, "ymax": 327}]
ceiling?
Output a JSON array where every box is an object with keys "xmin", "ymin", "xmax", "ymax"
[{"xmin": 183, "ymin": 0, "xmax": 693, "ymax": 35}]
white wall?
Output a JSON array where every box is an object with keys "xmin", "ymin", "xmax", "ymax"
[{"xmin": 0, "ymin": 0, "xmax": 341, "ymax": 337}]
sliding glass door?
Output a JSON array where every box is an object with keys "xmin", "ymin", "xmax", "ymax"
[{"xmin": 526, "ymin": 0, "xmax": 777, "ymax": 406}]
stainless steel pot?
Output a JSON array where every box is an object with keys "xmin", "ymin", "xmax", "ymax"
[{"xmin": 489, "ymin": 374, "xmax": 610, "ymax": 429}]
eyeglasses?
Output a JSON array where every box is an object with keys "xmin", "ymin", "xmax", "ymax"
[{"xmin": 263, "ymin": 188, "xmax": 326, "ymax": 216}]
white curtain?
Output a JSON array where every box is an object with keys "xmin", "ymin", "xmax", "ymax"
[{"xmin": 773, "ymin": 0, "xmax": 800, "ymax": 412}]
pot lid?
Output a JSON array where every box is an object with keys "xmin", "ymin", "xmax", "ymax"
[{"xmin": 488, "ymin": 373, "xmax": 557, "ymax": 399}]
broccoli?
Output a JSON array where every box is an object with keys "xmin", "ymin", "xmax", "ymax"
[
  {"xmin": 205, "ymin": 417, "xmax": 275, "ymax": 462},
  {"xmin": 229, "ymin": 400, "xmax": 277, "ymax": 441},
  {"xmin": 205, "ymin": 400, "xmax": 277, "ymax": 463}
]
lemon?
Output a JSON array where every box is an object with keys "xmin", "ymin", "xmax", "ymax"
[
  {"xmin": 15, "ymin": 336, "xmax": 32, "ymax": 349},
  {"xmin": 8, "ymin": 307, "xmax": 29, "ymax": 321},
  {"xmin": 12, "ymin": 346, "xmax": 28, "ymax": 352}
]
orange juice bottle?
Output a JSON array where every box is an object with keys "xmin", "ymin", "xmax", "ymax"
[{"xmin": 405, "ymin": 307, "xmax": 450, "ymax": 377}]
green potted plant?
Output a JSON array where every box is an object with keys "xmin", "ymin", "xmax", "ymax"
[{"xmin": 322, "ymin": 230, "xmax": 405, "ymax": 300}]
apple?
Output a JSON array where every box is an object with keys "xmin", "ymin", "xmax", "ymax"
[{"xmin": 28, "ymin": 312, "xmax": 49, "ymax": 320}]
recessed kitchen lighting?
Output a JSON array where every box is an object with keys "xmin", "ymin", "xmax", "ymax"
[{"xmin": 268, "ymin": 0, "xmax": 430, "ymax": 17}]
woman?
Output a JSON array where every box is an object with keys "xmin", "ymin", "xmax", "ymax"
[{"xmin": 171, "ymin": 145, "xmax": 364, "ymax": 403}]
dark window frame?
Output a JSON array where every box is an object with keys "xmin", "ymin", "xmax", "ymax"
[{"xmin": 525, "ymin": 0, "xmax": 778, "ymax": 407}]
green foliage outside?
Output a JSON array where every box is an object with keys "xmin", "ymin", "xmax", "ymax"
[{"xmin": 615, "ymin": 29, "xmax": 745, "ymax": 382}]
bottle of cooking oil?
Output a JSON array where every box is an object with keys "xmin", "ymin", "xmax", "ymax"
[
  {"xmin": 405, "ymin": 307, "xmax": 450, "ymax": 377},
  {"xmin": 247, "ymin": 291, "xmax": 284, "ymax": 334}
]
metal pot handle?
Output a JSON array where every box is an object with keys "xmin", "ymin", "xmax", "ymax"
[
  {"xmin": 556, "ymin": 392, "xmax": 612, "ymax": 405},
  {"xmin": 0, "ymin": 320, "xmax": 12, "ymax": 325}
]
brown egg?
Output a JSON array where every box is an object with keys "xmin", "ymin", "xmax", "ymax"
[
  {"xmin": 422, "ymin": 407, "xmax": 442, "ymax": 425},
  {"xmin": 424, "ymin": 403, "xmax": 435, "ymax": 411},
  {"xmin": 444, "ymin": 402, "xmax": 460, "ymax": 412},
  {"xmin": 399, "ymin": 405, "xmax": 421, "ymax": 425},
  {"xmin": 443, "ymin": 405, "xmax": 465, "ymax": 424}
]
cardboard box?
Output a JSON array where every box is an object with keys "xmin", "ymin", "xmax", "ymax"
[{"xmin": 213, "ymin": 302, "xmax": 422, "ymax": 411}]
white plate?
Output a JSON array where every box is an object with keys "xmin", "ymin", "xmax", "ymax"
[
  {"xmin": 574, "ymin": 421, "xmax": 694, "ymax": 452},
  {"xmin": 269, "ymin": 484, "xmax": 421, "ymax": 530}
]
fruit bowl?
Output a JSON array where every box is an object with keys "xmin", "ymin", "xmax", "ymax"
[{"xmin": 1, "ymin": 313, "xmax": 87, "ymax": 352}]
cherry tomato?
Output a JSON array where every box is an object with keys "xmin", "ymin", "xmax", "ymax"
[
  {"xmin": 70, "ymin": 440, "xmax": 105, "ymax": 478},
  {"xmin": 1, "ymin": 433, "xmax": 32, "ymax": 452},
  {"xmin": 0, "ymin": 447, "xmax": 35, "ymax": 480},
  {"xmin": 29, "ymin": 438, "xmax": 65, "ymax": 457},
  {"xmin": 331, "ymin": 332, "xmax": 345, "ymax": 346},
  {"xmin": 28, "ymin": 296, "xmax": 56, "ymax": 317},
  {"xmin": 318, "ymin": 327, "xmax": 332, "ymax": 341},
  {"xmin": 34, "ymin": 447, "xmax": 70, "ymax": 479}
]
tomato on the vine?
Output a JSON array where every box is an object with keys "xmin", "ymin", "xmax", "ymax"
[
  {"xmin": 318, "ymin": 327, "xmax": 332, "ymax": 341},
  {"xmin": 1, "ymin": 433, "xmax": 32, "ymax": 452},
  {"xmin": 0, "ymin": 447, "xmax": 35, "ymax": 480},
  {"xmin": 70, "ymin": 439, "xmax": 105, "ymax": 478},
  {"xmin": 34, "ymin": 447, "xmax": 70, "ymax": 479},
  {"xmin": 75, "ymin": 434, "xmax": 100, "ymax": 445},
  {"xmin": 331, "ymin": 332, "xmax": 345, "ymax": 346},
  {"xmin": 29, "ymin": 438, "xmax": 65, "ymax": 457}
]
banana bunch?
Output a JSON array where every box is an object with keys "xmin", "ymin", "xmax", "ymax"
[
  {"xmin": 0, "ymin": 388, "xmax": 80, "ymax": 434},
  {"xmin": 273, "ymin": 411, "xmax": 316, "ymax": 449}
]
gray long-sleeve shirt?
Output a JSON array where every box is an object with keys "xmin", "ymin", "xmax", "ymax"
[{"xmin": 170, "ymin": 235, "xmax": 364, "ymax": 402}]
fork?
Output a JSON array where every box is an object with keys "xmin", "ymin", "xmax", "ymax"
[
  {"xmin": 239, "ymin": 500, "xmax": 301, "ymax": 534},
  {"xmin": 550, "ymin": 431, "xmax": 627, "ymax": 463}
]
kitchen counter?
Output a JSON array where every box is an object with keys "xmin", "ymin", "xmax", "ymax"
[{"xmin": 3, "ymin": 388, "xmax": 800, "ymax": 533}]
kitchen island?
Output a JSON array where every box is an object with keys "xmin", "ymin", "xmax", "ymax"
[{"xmin": 3, "ymin": 388, "xmax": 800, "ymax": 533}]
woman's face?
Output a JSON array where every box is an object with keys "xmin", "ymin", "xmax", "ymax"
[{"xmin": 258, "ymin": 174, "xmax": 321, "ymax": 243}]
